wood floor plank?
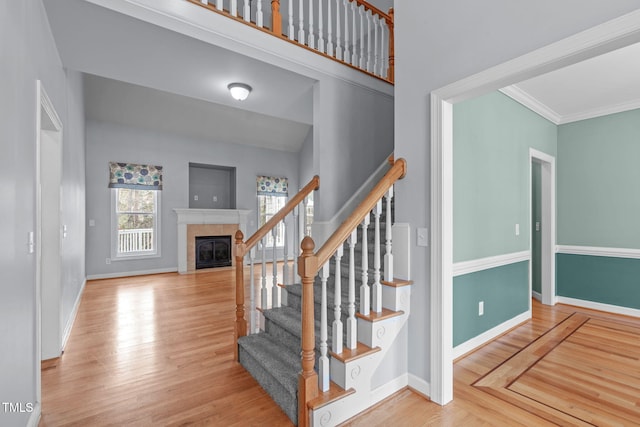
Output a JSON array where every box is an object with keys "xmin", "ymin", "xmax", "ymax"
[{"xmin": 40, "ymin": 271, "xmax": 640, "ymax": 426}]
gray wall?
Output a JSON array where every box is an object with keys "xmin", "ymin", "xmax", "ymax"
[
  {"xmin": 189, "ymin": 165, "xmax": 235, "ymax": 209},
  {"xmin": 0, "ymin": 1, "xmax": 86, "ymax": 425},
  {"xmin": 85, "ymin": 120, "xmax": 300, "ymax": 277},
  {"xmin": 298, "ymin": 127, "xmax": 315, "ymax": 188},
  {"xmin": 394, "ymin": 0, "xmax": 640, "ymax": 386}
]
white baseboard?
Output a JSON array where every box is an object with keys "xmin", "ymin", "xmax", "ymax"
[
  {"xmin": 407, "ymin": 373, "xmax": 431, "ymax": 399},
  {"xmin": 87, "ymin": 267, "xmax": 177, "ymax": 280},
  {"xmin": 62, "ymin": 278, "xmax": 87, "ymax": 351},
  {"xmin": 557, "ymin": 296, "xmax": 640, "ymax": 318},
  {"xmin": 532, "ymin": 290, "xmax": 542, "ymax": 301},
  {"xmin": 453, "ymin": 251, "xmax": 530, "ymax": 277},
  {"xmin": 26, "ymin": 402, "xmax": 41, "ymax": 427},
  {"xmin": 453, "ymin": 311, "xmax": 531, "ymax": 360},
  {"xmin": 371, "ymin": 373, "xmax": 409, "ymax": 403}
]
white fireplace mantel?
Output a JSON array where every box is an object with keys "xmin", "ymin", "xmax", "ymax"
[{"xmin": 174, "ymin": 208, "xmax": 251, "ymax": 273}]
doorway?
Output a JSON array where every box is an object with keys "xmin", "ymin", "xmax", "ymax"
[
  {"xmin": 36, "ymin": 81, "xmax": 64, "ymax": 374},
  {"xmin": 530, "ymin": 149, "xmax": 556, "ymax": 307}
]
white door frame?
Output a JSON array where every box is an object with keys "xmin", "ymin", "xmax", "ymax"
[
  {"xmin": 529, "ymin": 149, "xmax": 556, "ymax": 307},
  {"xmin": 429, "ymin": 10, "xmax": 640, "ymax": 405},
  {"xmin": 35, "ymin": 80, "xmax": 64, "ymax": 406}
]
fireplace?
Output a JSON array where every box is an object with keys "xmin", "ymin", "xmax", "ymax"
[{"xmin": 195, "ymin": 235, "xmax": 232, "ymax": 269}]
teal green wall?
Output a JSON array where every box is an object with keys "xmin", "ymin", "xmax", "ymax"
[
  {"xmin": 558, "ymin": 109, "xmax": 640, "ymax": 248},
  {"xmin": 453, "ymin": 91, "xmax": 556, "ymax": 262},
  {"xmin": 531, "ymin": 162, "xmax": 541, "ymax": 294},
  {"xmin": 557, "ymin": 254, "xmax": 640, "ymax": 310},
  {"xmin": 453, "ymin": 261, "xmax": 529, "ymax": 347}
]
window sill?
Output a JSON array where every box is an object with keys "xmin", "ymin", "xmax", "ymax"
[{"xmin": 111, "ymin": 253, "xmax": 161, "ymax": 261}]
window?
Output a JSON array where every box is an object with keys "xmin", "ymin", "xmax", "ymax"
[
  {"xmin": 112, "ymin": 188, "xmax": 160, "ymax": 258},
  {"xmin": 258, "ymin": 194, "xmax": 286, "ymax": 247},
  {"xmin": 257, "ymin": 176, "xmax": 288, "ymax": 247}
]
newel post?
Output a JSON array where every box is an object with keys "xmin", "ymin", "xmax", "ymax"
[
  {"xmin": 271, "ymin": 0, "xmax": 283, "ymax": 36},
  {"xmin": 298, "ymin": 236, "xmax": 318, "ymax": 427},
  {"xmin": 387, "ymin": 7, "xmax": 394, "ymax": 83},
  {"xmin": 234, "ymin": 230, "xmax": 247, "ymax": 361}
]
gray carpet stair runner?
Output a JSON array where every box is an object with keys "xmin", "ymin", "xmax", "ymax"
[{"xmin": 238, "ymin": 199, "xmax": 393, "ymax": 425}]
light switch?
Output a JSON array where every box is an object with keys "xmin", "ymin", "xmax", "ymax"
[
  {"xmin": 515, "ymin": 223, "xmax": 520, "ymax": 236},
  {"xmin": 194, "ymin": 195, "xmax": 199, "ymax": 201},
  {"xmin": 89, "ymin": 219, "xmax": 95, "ymax": 227},
  {"xmin": 28, "ymin": 231, "xmax": 34, "ymax": 254},
  {"xmin": 417, "ymin": 228, "xmax": 428, "ymax": 247},
  {"xmin": 213, "ymin": 196, "xmax": 218, "ymax": 202}
]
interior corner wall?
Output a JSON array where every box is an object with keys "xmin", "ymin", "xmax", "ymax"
[
  {"xmin": 0, "ymin": 0, "xmax": 86, "ymax": 425},
  {"xmin": 298, "ymin": 127, "xmax": 314, "ymax": 188},
  {"xmin": 84, "ymin": 120, "xmax": 299, "ymax": 277},
  {"xmin": 452, "ymin": 91, "xmax": 556, "ymax": 346},
  {"xmin": 313, "ymin": 78, "xmax": 394, "ymax": 222},
  {"xmin": 394, "ymin": 0, "xmax": 640, "ymax": 385},
  {"xmin": 557, "ymin": 108, "xmax": 640, "ymax": 310}
]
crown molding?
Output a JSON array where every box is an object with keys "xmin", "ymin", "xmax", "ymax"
[{"xmin": 499, "ymin": 86, "xmax": 562, "ymax": 124}]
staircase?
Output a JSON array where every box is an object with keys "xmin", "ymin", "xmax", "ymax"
[{"xmin": 234, "ymin": 159, "xmax": 409, "ymax": 426}]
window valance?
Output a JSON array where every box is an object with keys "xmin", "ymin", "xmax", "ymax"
[
  {"xmin": 109, "ymin": 162, "xmax": 163, "ymax": 190},
  {"xmin": 257, "ymin": 176, "xmax": 288, "ymax": 197}
]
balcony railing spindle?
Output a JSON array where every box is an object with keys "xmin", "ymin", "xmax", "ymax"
[{"xmin": 308, "ymin": 0, "xmax": 315, "ymax": 48}]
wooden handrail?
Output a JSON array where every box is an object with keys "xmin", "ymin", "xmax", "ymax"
[
  {"xmin": 242, "ymin": 175, "xmax": 319, "ymax": 256},
  {"xmin": 296, "ymin": 158, "xmax": 406, "ymax": 426},
  {"xmin": 351, "ymin": 0, "xmax": 391, "ymax": 21},
  {"xmin": 315, "ymin": 158, "xmax": 405, "ymax": 269}
]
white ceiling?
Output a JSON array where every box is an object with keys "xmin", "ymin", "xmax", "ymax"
[
  {"xmin": 84, "ymin": 74, "xmax": 312, "ymax": 152},
  {"xmin": 502, "ymin": 42, "xmax": 640, "ymax": 124}
]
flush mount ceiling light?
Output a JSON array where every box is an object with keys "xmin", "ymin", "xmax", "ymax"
[{"xmin": 227, "ymin": 83, "xmax": 252, "ymax": 101}]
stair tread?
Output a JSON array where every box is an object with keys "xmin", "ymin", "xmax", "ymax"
[
  {"xmin": 330, "ymin": 341, "xmax": 381, "ymax": 363},
  {"xmin": 237, "ymin": 333, "xmax": 300, "ymax": 396},
  {"xmin": 355, "ymin": 308, "xmax": 405, "ymax": 322},
  {"xmin": 307, "ymin": 382, "xmax": 355, "ymax": 411}
]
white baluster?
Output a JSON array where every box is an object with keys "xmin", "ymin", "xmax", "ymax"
[
  {"xmin": 351, "ymin": 1, "xmax": 357, "ymax": 66},
  {"xmin": 327, "ymin": 0, "xmax": 334, "ymax": 56},
  {"xmin": 261, "ymin": 239, "xmax": 268, "ymax": 310},
  {"xmin": 319, "ymin": 261, "xmax": 330, "ymax": 392},
  {"xmin": 332, "ymin": 246, "xmax": 344, "ymax": 354},
  {"xmin": 298, "ymin": 0, "xmax": 305, "ymax": 44},
  {"xmin": 380, "ymin": 20, "xmax": 387, "ymax": 77},
  {"xmin": 288, "ymin": 0, "xmax": 295, "ymax": 40},
  {"xmin": 335, "ymin": 0, "xmax": 342, "ymax": 60},
  {"xmin": 308, "ymin": 0, "xmax": 315, "ymax": 48},
  {"xmin": 216, "ymin": 0, "xmax": 223, "ymax": 10},
  {"xmin": 317, "ymin": 0, "xmax": 324, "ymax": 52},
  {"xmin": 272, "ymin": 228, "xmax": 279, "ymax": 308},
  {"xmin": 243, "ymin": 0, "xmax": 250, "ymax": 21},
  {"xmin": 372, "ymin": 200, "xmax": 382, "ymax": 312},
  {"xmin": 201, "ymin": 0, "xmax": 207, "ymax": 4},
  {"xmin": 384, "ymin": 186, "xmax": 393, "ymax": 281},
  {"xmin": 257, "ymin": 0, "xmax": 263, "ymax": 27},
  {"xmin": 231, "ymin": 0, "xmax": 238, "ymax": 17},
  {"xmin": 293, "ymin": 205, "xmax": 300, "ymax": 282},
  {"xmin": 359, "ymin": 6, "xmax": 365, "ymax": 69},
  {"xmin": 347, "ymin": 229, "xmax": 357, "ymax": 349},
  {"xmin": 343, "ymin": 0, "xmax": 350, "ymax": 64},
  {"xmin": 373, "ymin": 14, "xmax": 379, "ymax": 75},
  {"xmin": 360, "ymin": 213, "xmax": 370, "ymax": 316},
  {"xmin": 283, "ymin": 217, "xmax": 290, "ymax": 286},
  {"xmin": 250, "ymin": 247, "xmax": 257, "ymax": 333},
  {"xmin": 366, "ymin": 10, "xmax": 372, "ymax": 72}
]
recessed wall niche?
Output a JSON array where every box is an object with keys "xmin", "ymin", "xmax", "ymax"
[{"xmin": 188, "ymin": 163, "xmax": 236, "ymax": 209}]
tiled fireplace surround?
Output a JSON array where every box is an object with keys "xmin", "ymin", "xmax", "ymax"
[{"xmin": 174, "ymin": 209, "xmax": 251, "ymax": 273}]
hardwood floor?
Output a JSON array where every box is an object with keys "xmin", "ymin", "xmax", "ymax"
[{"xmin": 41, "ymin": 271, "xmax": 640, "ymax": 426}]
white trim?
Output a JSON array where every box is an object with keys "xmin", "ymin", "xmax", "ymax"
[
  {"xmin": 557, "ymin": 296, "xmax": 640, "ymax": 318},
  {"xmin": 557, "ymin": 245, "xmax": 640, "ymax": 259},
  {"xmin": 370, "ymin": 373, "xmax": 410, "ymax": 403},
  {"xmin": 431, "ymin": 9, "xmax": 640, "ymax": 409},
  {"xmin": 87, "ymin": 267, "xmax": 177, "ymax": 280},
  {"xmin": 532, "ymin": 290, "xmax": 542, "ymax": 301},
  {"xmin": 453, "ymin": 251, "xmax": 530, "ymax": 277},
  {"xmin": 501, "ymin": 84, "xmax": 640, "ymax": 125},
  {"xmin": 61, "ymin": 279, "xmax": 87, "ymax": 351},
  {"xmin": 453, "ymin": 311, "xmax": 531, "ymax": 360},
  {"xmin": 26, "ymin": 403, "xmax": 41, "ymax": 427},
  {"xmin": 500, "ymin": 86, "xmax": 562, "ymax": 124},
  {"xmin": 529, "ymin": 148, "xmax": 557, "ymax": 307},
  {"xmin": 407, "ymin": 373, "xmax": 431, "ymax": 399}
]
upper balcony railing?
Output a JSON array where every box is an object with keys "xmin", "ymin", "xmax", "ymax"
[{"xmin": 187, "ymin": 0, "xmax": 394, "ymax": 83}]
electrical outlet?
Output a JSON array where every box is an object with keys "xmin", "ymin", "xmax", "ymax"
[
  {"xmin": 417, "ymin": 228, "xmax": 428, "ymax": 247},
  {"xmin": 479, "ymin": 301, "xmax": 484, "ymax": 316},
  {"xmin": 515, "ymin": 223, "xmax": 520, "ymax": 236},
  {"xmin": 536, "ymin": 221, "xmax": 540, "ymax": 231},
  {"xmin": 106, "ymin": 258, "xmax": 111, "ymax": 265},
  {"xmin": 213, "ymin": 196, "xmax": 218, "ymax": 202},
  {"xmin": 194, "ymin": 195, "xmax": 198, "ymax": 201}
]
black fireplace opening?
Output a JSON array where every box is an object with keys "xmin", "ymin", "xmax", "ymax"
[{"xmin": 195, "ymin": 235, "xmax": 232, "ymax": 269}]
